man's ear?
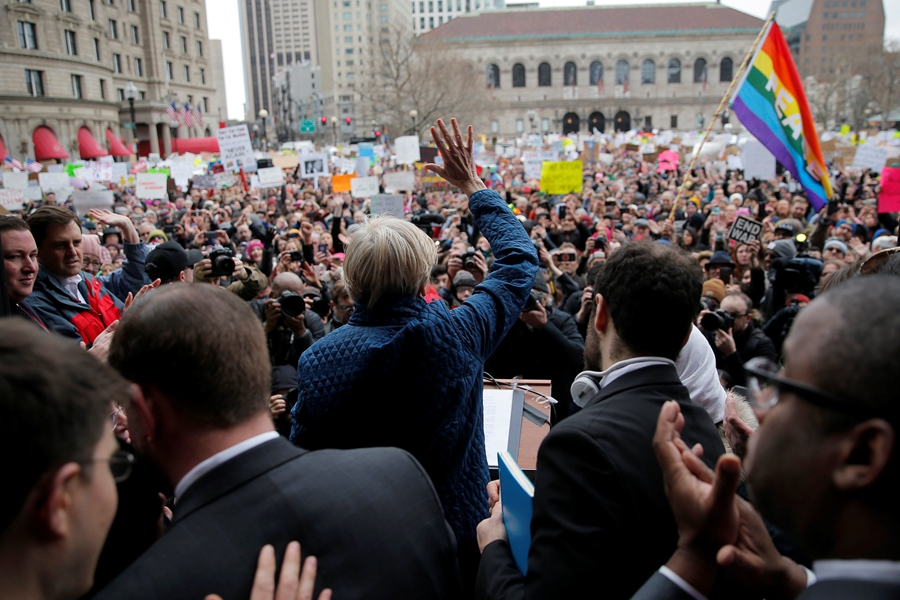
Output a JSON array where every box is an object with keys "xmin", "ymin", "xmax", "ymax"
[
  {"xmin": 594, "ymin": 293, "xmax": 609, "ymax": 334},
  {"xmin": 833, "ymin": 419, "xmax": 895, "ymax": 493},
  {"xmin": 126, "ymin": 383, "xmax": 158, "ymax": 444},
  {"xmin": 34, "ymin": 462, "xmax": 83, "ymax": 539}
]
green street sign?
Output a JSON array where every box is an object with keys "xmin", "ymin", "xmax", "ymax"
[
  {"xmin": 123, "ymin": 122, "xmax": 136, "ymax": 129},
  {"xmin": 300, "ymin": 119, "xmax": 316, "ymax": 133}
]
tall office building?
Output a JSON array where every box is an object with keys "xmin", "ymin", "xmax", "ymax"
[
  {"xmin": 0, "ymin": 0, "xmax": 227, "ymax": 161},
  {"xmin": 239, "ymin": 0, "xmax": 319, "ymax": 122},
  {"xmin": 411, "ymin": 0, "xmax": 504, "ymax": 35},
  {"xmin": 314, "ymin": 0, "xmax": 411, "ymax": 141},
  {"xmin": 772, "ymin": 0, "xmax": 885, "ymax": 79}
]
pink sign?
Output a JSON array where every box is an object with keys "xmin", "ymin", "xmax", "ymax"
[
  {"xmin": 878, "ymin": 167, "xmax": 900, "ymax": 213},
  {"xmin": 657, "ymin": 150, "xmax": 679, "ymax": 173}
]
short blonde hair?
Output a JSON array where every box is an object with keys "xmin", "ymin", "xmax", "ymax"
[{"xmin": 342, "ymin": 215, "xmax": 437, "ymax": 308}]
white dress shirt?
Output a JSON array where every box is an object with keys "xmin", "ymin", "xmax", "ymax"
[
  {"xmin": 174, "ymin": 431, "xmax": 280, "ymax": 499},
  {"xmin": 50, "ymin": 272, "xmax": 85, "ymax": 304}
]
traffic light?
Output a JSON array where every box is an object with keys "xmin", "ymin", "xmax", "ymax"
[
  {"xmin": 345, "ymin": 117, "xmax": 352, "ymax": 125},
  {"xmin": 320, "ymin": 116, "xmax": 327, "ymax": 125},
  {"xmin": 375, "ymin": 130, "xmax": 381, "ymax": 137}
]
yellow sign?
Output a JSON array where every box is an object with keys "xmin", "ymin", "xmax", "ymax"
[
  {"xmin": 840, "ymin": 124, "xmax": 851, "ymax": 136},
  {"xmin": 541, "ymin": 161, "xmax": 583, "ymax": 195}
]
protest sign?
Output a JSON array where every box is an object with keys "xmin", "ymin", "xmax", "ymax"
[
  {"xmin": 370, "ymin": 194, "xmax": 404, "ymax": 218},
  {"xmin": 271, "ymin": 154, "xmax": 300, "ymax": 169},
  {"xmin": 394, "ymin": 136, "xmax": 421, "ymax": 164},
  {"xmin": 0, "ymin": 189, "xmax": 25, "ymax": 211},
  {"xmin": 2, "ymin": 172, "xmax": 29, "ymax": 190},
  {"xmin": 257, "ymin": 167, "xmax": 285, "ymax": 188},
  {"xmin": 878, "ymin": 167, "xmax": 900, "ymax": 213},
  {"xmin": 192, "ymin": 174, "xmax": 216, "ymax": 188},
  {"xmin": 726, "ymin": 155, "xmax": 744, "ymax": 171},
  {"xmin": 71, "ymin": 190, "xmax": 114, "ymax": 216},
  {"xmin": 169, "ymin": 161, "xmax": 194, "ymax": 187},
  {"xmin": 524, "ymin": 159, "xmax": 543, "ymax": 180},
  {"xmin": 216, "ymin": 125, "xmax": 254, "ymax": 170},
  {"xmin": 351, "ymin": 176, "xmax": 380, "ymax": 198},
  {"xmin": 110, "ymin": 162, "xmax": 130, "ymax": 179},
  {"xmin": 728, "ymin": 215, "xmax": 764, "ymax": 244},
  {"xmin": 38, "ymin": 172, "xmax": 70, "ymax": 192},
  {"xmin": 383, "ymin": 171, "xmax": 415, "ymax": 191},
  {"xmin": 332, "ymin": 173, "xmax": 356, "ymax": 192},
  {"xmin": 741, "ymin": 140, "xmax": 776, "ymax": 180},
  {"xmin": 22, "ymin": 185, "xmax": 43, "ymax": 202},
  {"xmin": 540, "ymin": 161, "xmax": 583, "ymax": 195},
  {"xmin": 852, "ymin": 144, "xmax": 889, "ymax": 173},
  {"xmin": 597, "ymin": 153, "xmax": 614, "ymax": 166},
  {"xmin": 214, "ymin": 172, "xmax": 238, "ymax": 188},
  {"xmin": 249, "ymin": 175, "xmax": 260, "ymax": 189},
  {"xmin": 135, "ymin": 173, "xmax": 168, "ymax": 199},
  {"xmin": 300, "ymin": 154, "xmax": 328, "ymax": 179},
  {"xmin": 356, "ymin": 157, "xmax": 371, "ymax": 176}
]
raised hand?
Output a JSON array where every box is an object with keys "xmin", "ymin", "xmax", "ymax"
[{"xmin": 423, "ymin": 119, "xmax": 485, "ymax": 197}]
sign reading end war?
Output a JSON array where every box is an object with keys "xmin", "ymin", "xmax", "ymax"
[
  {"xmin": 728, "ymin": 215, "xmax": 763, "ymax": 244},
  {"xmin": 540, "ymin": 161, "xmax": 583, "ymax": 195}
]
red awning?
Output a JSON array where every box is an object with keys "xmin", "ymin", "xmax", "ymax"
[
  {"xmin": 78, "ymin": 127, "xmax": 107, "ymax": 159},
  {"xmin": 0, "ymin": 135, "xmax": 7, "ymax": 162},
  {"xmin": 33, "ymin": 126, "xmax": 69, "ymax": 161},
  {"xmin": 171, "ymin": 137, "xmax": 220, "ymax": 154},
  {"xmin": 106, "ymin": 128, "xmax": 131, "ymax": 157}
]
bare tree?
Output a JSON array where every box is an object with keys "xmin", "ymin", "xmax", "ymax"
[
  {"xmin": 357, "ymin": 25, "xmax": 486, "ymax": 139},
  {"xmin": 863, "ymin": 39, "xmax": 900, "ymax": 130}
]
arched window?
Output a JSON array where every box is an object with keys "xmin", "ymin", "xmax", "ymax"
[
  {"xmin": 486, "ymin": 63, "xmax": 499, "ymax": 88},
  {"xmin": 512, "ymin": 63, "xmax": 525, "ymax": 88},
  {"xmin": 615, "ymin": 60, "xmax": 629, "ymax": 85},
  {"xmin": 589, "ymin": 61, "xmax": 603, "ymax": 86},
  {"xmin": 641, "ymin": 59, "xmax": 655, "ymax": 84},
  {"xmin": 538, "ymin": 62, "xmax": 551, "ymax": 87},
  {"xmin": 693, "ymin": 58, "xmax": 707, "ymax": 83},
  {"xmin": 720, "ymin": 56, "xmax": 733, "ymax": 82},
  {"xmin": 667, "ymin": 58, "xmax": 681, "ymax": 83},
  {"xmin": 563, "ymin": 61, "xmax": 577, "ymax": 86}
]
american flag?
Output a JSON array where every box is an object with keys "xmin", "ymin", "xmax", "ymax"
[
  {"xmin": 166, "ymin": 101, "xmax": 179, "ymax": 122},
  {"xmin": 194, "ymin": 105, "xmax": 203, "ymax": 127},
  {"xmin": 25, "ymin": 158, "xmax": 43, "ymax": 173},
  {"xmin": 178, "ymin": 103, "xmax": 188, "ymax": 125},
  {"xmin": 131, "ymin": 159, "xmax": 148, "ymax": 174},
  {"xmin": 4, "ymin": 156, "xmax": 23, "ymax": 170},
  {"xmin": 183, "ymin": 103, "xmax": 194, "ymax": 127}
]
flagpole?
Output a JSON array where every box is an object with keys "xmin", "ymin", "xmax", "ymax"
[{"xmin": 672, "ymin": 11, "xmax": 777, "ymax": 213}]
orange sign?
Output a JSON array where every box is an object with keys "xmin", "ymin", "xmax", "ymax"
[{"xmin": 332, "ymin": 173, "xmax": 356, "ymax": 192}]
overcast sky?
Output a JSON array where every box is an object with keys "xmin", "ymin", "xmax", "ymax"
[{"xmin": 208, "ymin": 0, "xmax": 900, "ymax": 120}]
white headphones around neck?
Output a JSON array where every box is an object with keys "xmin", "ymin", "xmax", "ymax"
[{"xmin": 570, "ymin": 370, "xmax": 606, "ymax": 408}]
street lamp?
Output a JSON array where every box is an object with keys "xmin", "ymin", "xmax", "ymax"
[
  {"xmin": 258, "ymin": 109, "xmax": 269, "ymax": 149},
  {"xmin": 124, "ymin": 81, "xmax": 138, "ymax": 154},
  {"xmin": 331, "ymin": 116, "xmax": 338, "ymax": 145},
  {"xmin": 409, "ymin": 109, "xmax": 418, "ymax": 136}
]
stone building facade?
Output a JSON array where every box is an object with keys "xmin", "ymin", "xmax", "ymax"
[
  {"xmin": 422, "ymin": 3, "xmax": 764, "ymax": 137},
  {"xmin": 0, "ymin": 0, "xmax": 227, "ymax": 162}
]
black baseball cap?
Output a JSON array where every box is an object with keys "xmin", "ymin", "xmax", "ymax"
[{"xmin": 145, "ymin": 241, "xmax": 203, "ymax": 282}]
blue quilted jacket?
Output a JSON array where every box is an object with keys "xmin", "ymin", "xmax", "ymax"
[{"xmin": 290, "ymin": 188, "xmax": 539, "ymax": 545}]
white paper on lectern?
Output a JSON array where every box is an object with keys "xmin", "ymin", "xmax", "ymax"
[{"xmin": 483, "ymin": 389, "xmax": 524, "ymax": 468}]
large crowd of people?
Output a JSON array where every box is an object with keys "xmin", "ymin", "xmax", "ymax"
[{"xmin": 1, "ymin": 117, "xmax": 898, "ymax": 600}]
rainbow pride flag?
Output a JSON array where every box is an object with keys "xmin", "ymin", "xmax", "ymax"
[{"xmin": 732, "ymin": 21, "xmax": 833, "ymax": 209}]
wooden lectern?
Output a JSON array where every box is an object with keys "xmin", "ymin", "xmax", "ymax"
[{"xmin": 483, "ymin": 379, "xmax": 552, "ymax": 476}]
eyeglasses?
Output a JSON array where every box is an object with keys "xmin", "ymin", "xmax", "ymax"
[
  {"xmin": 78, "ymin": 450, "xmax": 135, "ymax": 483},
  {"xmin": 336, "ymin": 303, "xmax": 355, "ymax": 313},
  {"xmin": 744, "ymin": 357, "xmax": 868, "ymax": 417},
  {"xmin": 109, "ymin": 403, "xmax": 124, "ymax": 431}
]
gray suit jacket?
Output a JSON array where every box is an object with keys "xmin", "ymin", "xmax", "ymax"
[
  {"xmin": 94, "ymin": 437, "xmax": 462, "ymax": 600},
  {"xmin": 630, "ymin": 570, "xmax": 900, "ymax": 600}
]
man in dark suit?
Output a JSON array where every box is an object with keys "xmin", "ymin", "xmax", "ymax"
[
  {"xmin": 96, "ymin": 284, "xmax": 462, "ymax": 600},
  {"xmin": 475, "ymin": 242, "xmax": 727, "ymax": 600},
  {"xmin": 629, "ymin": 275, "xmax": 900, "ymax": 600}
]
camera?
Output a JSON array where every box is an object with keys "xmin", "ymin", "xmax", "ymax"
[
  {"xmin": 277, "ymin": 290, "xmax": 305, "ymax": 318},
  {"xmin": 289, "ymin": 250, "xmax": 305, "ymax": 263},
  {"xmin": 408, "ymin": 212, "xmax": 444, "ymax": 238},
  {"xmin": 700, "ymin": 309, "xmax": 735, "ymax": 332},
  {"xmin": 207, "ymin": 246, "xmax": 235, "ymax": 277},
  {"xmin": 461, "ymin": 247, "xmax": 478, "ymax": 270},
  {"xmin": 522, "ymin": 290, "xmax": 543, "ymax": 313},
  {"xmin": 771, "ymin": 256, "xmax": 823, "ymax": 295}
]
